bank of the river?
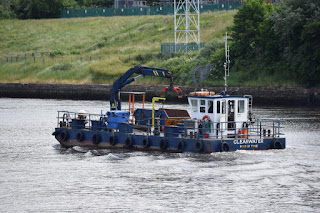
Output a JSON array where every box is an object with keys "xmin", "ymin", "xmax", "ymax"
[{"xmin": 0, "ymin": 83, "xmax": 319, "ymax": 106}]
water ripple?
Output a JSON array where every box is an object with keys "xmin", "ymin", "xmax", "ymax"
[{"xmin": 0, "ymin": 98, "xmax": 319, "ymax": 212}]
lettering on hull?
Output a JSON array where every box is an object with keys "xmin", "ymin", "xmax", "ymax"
[
  {"xmin": 233, "ymin": 139, "xmax": 263, "ymax": 145},
  {"xmin": 240, "ymin": 144, "xmax": 259, "ymax": 149}
]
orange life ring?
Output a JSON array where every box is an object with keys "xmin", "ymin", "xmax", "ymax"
[{"xmin": 202, "ymin": 115, "xmax": 210, "ymax": 121}]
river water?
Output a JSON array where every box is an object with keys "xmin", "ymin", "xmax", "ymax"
[{"xmin": 0, "ymin": 98, "xmax": 319, "ymax": 212}]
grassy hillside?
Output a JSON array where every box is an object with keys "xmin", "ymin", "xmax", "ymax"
[{"xmin": 0, "ymin": 10, "xmax": 235, "ymax": 85}]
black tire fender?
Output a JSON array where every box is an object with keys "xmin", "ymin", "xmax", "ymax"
[
  {"xmin": 109, "ymin": 135, "xmax": 117, "ymax": 146},
  {"xmin": 220, "ymin": 142, "xmax": 230, "ymax": 152},
  {"xmin": 60, "ymin": 130, "xmax": 68, "ymax": 141},
  {"xmin": 177, "ymin": 140, "xmax": 184, "ymax": 152},
  {"xmin": 159, "ymin": 139, "xmax": 167, "ymax": 150},
  {"xmin": 125, "ymin": 137, "xmax": 133, "ymax": 148},
  {"xmin": 76, "ymin": 131, "xmax": 84, "ymax": 142},
  {"xmin": 92, "ymin": 133, "xmax": 100, "ymax": 145},
  {"xmin": 195, "ymin": 141, "xmax": 203, "ymax": 152},
  {"xmin": 142, "ymin": 138, "xmax": 150, "ymax": 148},
  {"xmin": 273, "ymin": 140, "xmax": 282, "ymax": 149}
]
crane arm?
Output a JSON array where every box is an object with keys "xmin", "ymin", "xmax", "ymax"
[{"xmin": 110, "ymin": 65, "xmax": 182, "ymax": 110}]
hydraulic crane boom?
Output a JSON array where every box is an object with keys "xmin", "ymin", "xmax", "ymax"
[{"xmin": 110, "ymin": 65, "xmax": 182, "ymax": 110}]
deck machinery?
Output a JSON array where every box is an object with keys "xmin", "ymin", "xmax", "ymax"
[{"xmin": 53, "ymin": 65, "xmax": 285, "ymax": 153}]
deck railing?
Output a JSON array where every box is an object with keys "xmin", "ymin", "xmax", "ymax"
[{"xmin": 56, "ymin": 111, "xmax": 284, "ymax": 139}]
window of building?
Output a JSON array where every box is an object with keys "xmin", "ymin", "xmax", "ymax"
[
  {"xmin": 200, "ymin": 100, "xmax": 206, "ymax": 113},
  {"xmin": 191, "ymin": 99, "xmax": 198, "ymax": 112},
  {"xmin": 208, "ymin": 100, "xmax": 213, "ymax": 113},
  {"xmin": 238, "ymin": 100, "xmax": 245, "ymax": 113},
  {"xmin": 222, "ymin": 101, "xmax": 226, "ymax": 114}
]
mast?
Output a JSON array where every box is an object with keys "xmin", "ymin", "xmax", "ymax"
[
  {"xmin": 174, "ymin": 0, "xmax": 200, "ymax": 52},
  {"xmin": 224, "ymin": 32, "xmax": 230, "ymax": 92}
]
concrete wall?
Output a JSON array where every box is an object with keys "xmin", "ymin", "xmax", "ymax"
[{"xmin": 0, "ymin": 83, "xmax": 319, "ymax": 106}]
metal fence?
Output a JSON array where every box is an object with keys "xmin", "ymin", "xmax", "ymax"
[
  {"xmin": 193, "ymin": 63, "xmax": 215, "ymax": 88},
  {"xmin": 161, "ymin": 43, "xmax": 206, "ymax": 55},
  {"xmin": 0, "ymin": 54, "xmax": 108, "ymax": 64},
  {"xmin": 60, "ymin": 3, "xmax": 242, "ymax": 18}
]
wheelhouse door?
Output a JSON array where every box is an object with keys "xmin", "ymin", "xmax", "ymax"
[
  {"xmin": 220, "ymin": 100, "xmax": 227, "ymax": 133},
  {"xmin": 227, "ymin": 100, "xmax": 235, "ymax": 129}
]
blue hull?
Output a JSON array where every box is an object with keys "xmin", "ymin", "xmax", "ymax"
[{"xmin": 54, "ymin": 127, "xmax": 286, "ymax": 153}]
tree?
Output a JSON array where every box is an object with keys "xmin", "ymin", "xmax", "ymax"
[
  {"xmin": 0, "ymin": 0, "xmax": 20, "ymax": 18},
  {"xmin": 62, "ymin": 0, "xmax": 79, "ymax": 9},
  {"xmin": 229, "ymin": 0, "xmax": 281, "ymax": 82},
  {"xmin": 18, "ymin": 0, "xmax": 62, "ymax": 19},
  {"xmin": 95, "ymin": 0, "xmax": 113, "ymax": 8},
  {"xmin": 269, "ymin": 0, "xmax": 320, "ymax": 87},
  {"xmin": 231, "ymin": 0, "xmax": 274, "ymax": 60}
]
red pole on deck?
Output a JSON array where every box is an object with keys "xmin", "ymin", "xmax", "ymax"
[
  {"xmin": 132, "ymin": 94, "xmax": 135, "ymax": 113},
  {"xmin": 143, "ymin": 94, "xmax": 145, "ymax": 109},
  {"xmin": 128, "ymin": 94, "xmax": 131, "ymax": 112}
]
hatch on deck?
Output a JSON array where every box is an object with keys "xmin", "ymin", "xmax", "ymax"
[{"xmin": 160, "ymin": 108, "xmax": 190, "ymax": 126}]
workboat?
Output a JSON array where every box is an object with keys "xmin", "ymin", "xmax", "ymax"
[
  {"xmin": 52, "ymin": 35, "xmax": 285, "ymax": 153},
  {"xmin": 52, "ymin": 65, "xmax": 285, "ymax": 153}
]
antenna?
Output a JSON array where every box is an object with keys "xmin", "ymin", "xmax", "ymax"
[{"xmin": 224, "ymin": 32, "xmax": 230, "ymax": 92}]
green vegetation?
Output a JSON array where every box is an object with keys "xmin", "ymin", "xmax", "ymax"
[
  {"xmin": 1, "ymin": 0, "xmax": 319, "ymax": 88},
  {"xmin": 229, "ymin": 0, "xmax": 320, "ymax": 87},
  {"xmin": 0, "ymin": 10, "xmax": 235, "ymax": 84},
  {"xmin": 269, "ymin": 0, "xmax": 320, "ymax": 87},
  {"xmin": 0, "ymin": 0, "xmax": 114, "ymax": 19}
]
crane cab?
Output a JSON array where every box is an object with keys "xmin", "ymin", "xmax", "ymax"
[{"xmin": 187, "ymin": 90, "xmax": 253, "ymax": 138}]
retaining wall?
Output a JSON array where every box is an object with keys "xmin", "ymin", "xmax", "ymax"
[{"xmin": 0, "ymin": 83, "xmax": 319, "ymax": 106}]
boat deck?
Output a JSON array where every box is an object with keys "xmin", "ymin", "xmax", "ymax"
[{"xmin": 53, "ymin": 110, "xmax": 285, "ymax": 153}]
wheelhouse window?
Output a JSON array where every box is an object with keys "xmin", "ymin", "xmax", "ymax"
[
  {"xmin": 238, "ymin": 100, "xmax": 245, "ymax": 113},
  {"xmin": 208, "ymin": 100, "xmax": 213, "ymax": 113},
  {"xmin": 222, "ymin": 101, "xmax": 226, "ymax": 114},
  {"xmin": 200, "ymin": 100, "xmax": 206, "ymax": 113},
  {"xmin": 217, "ymin": 101, "xmax": 221, "ymax": 114},
  {"xmin": 191, "ymin": 99, "xmax": 198, "ymax": 112}
]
